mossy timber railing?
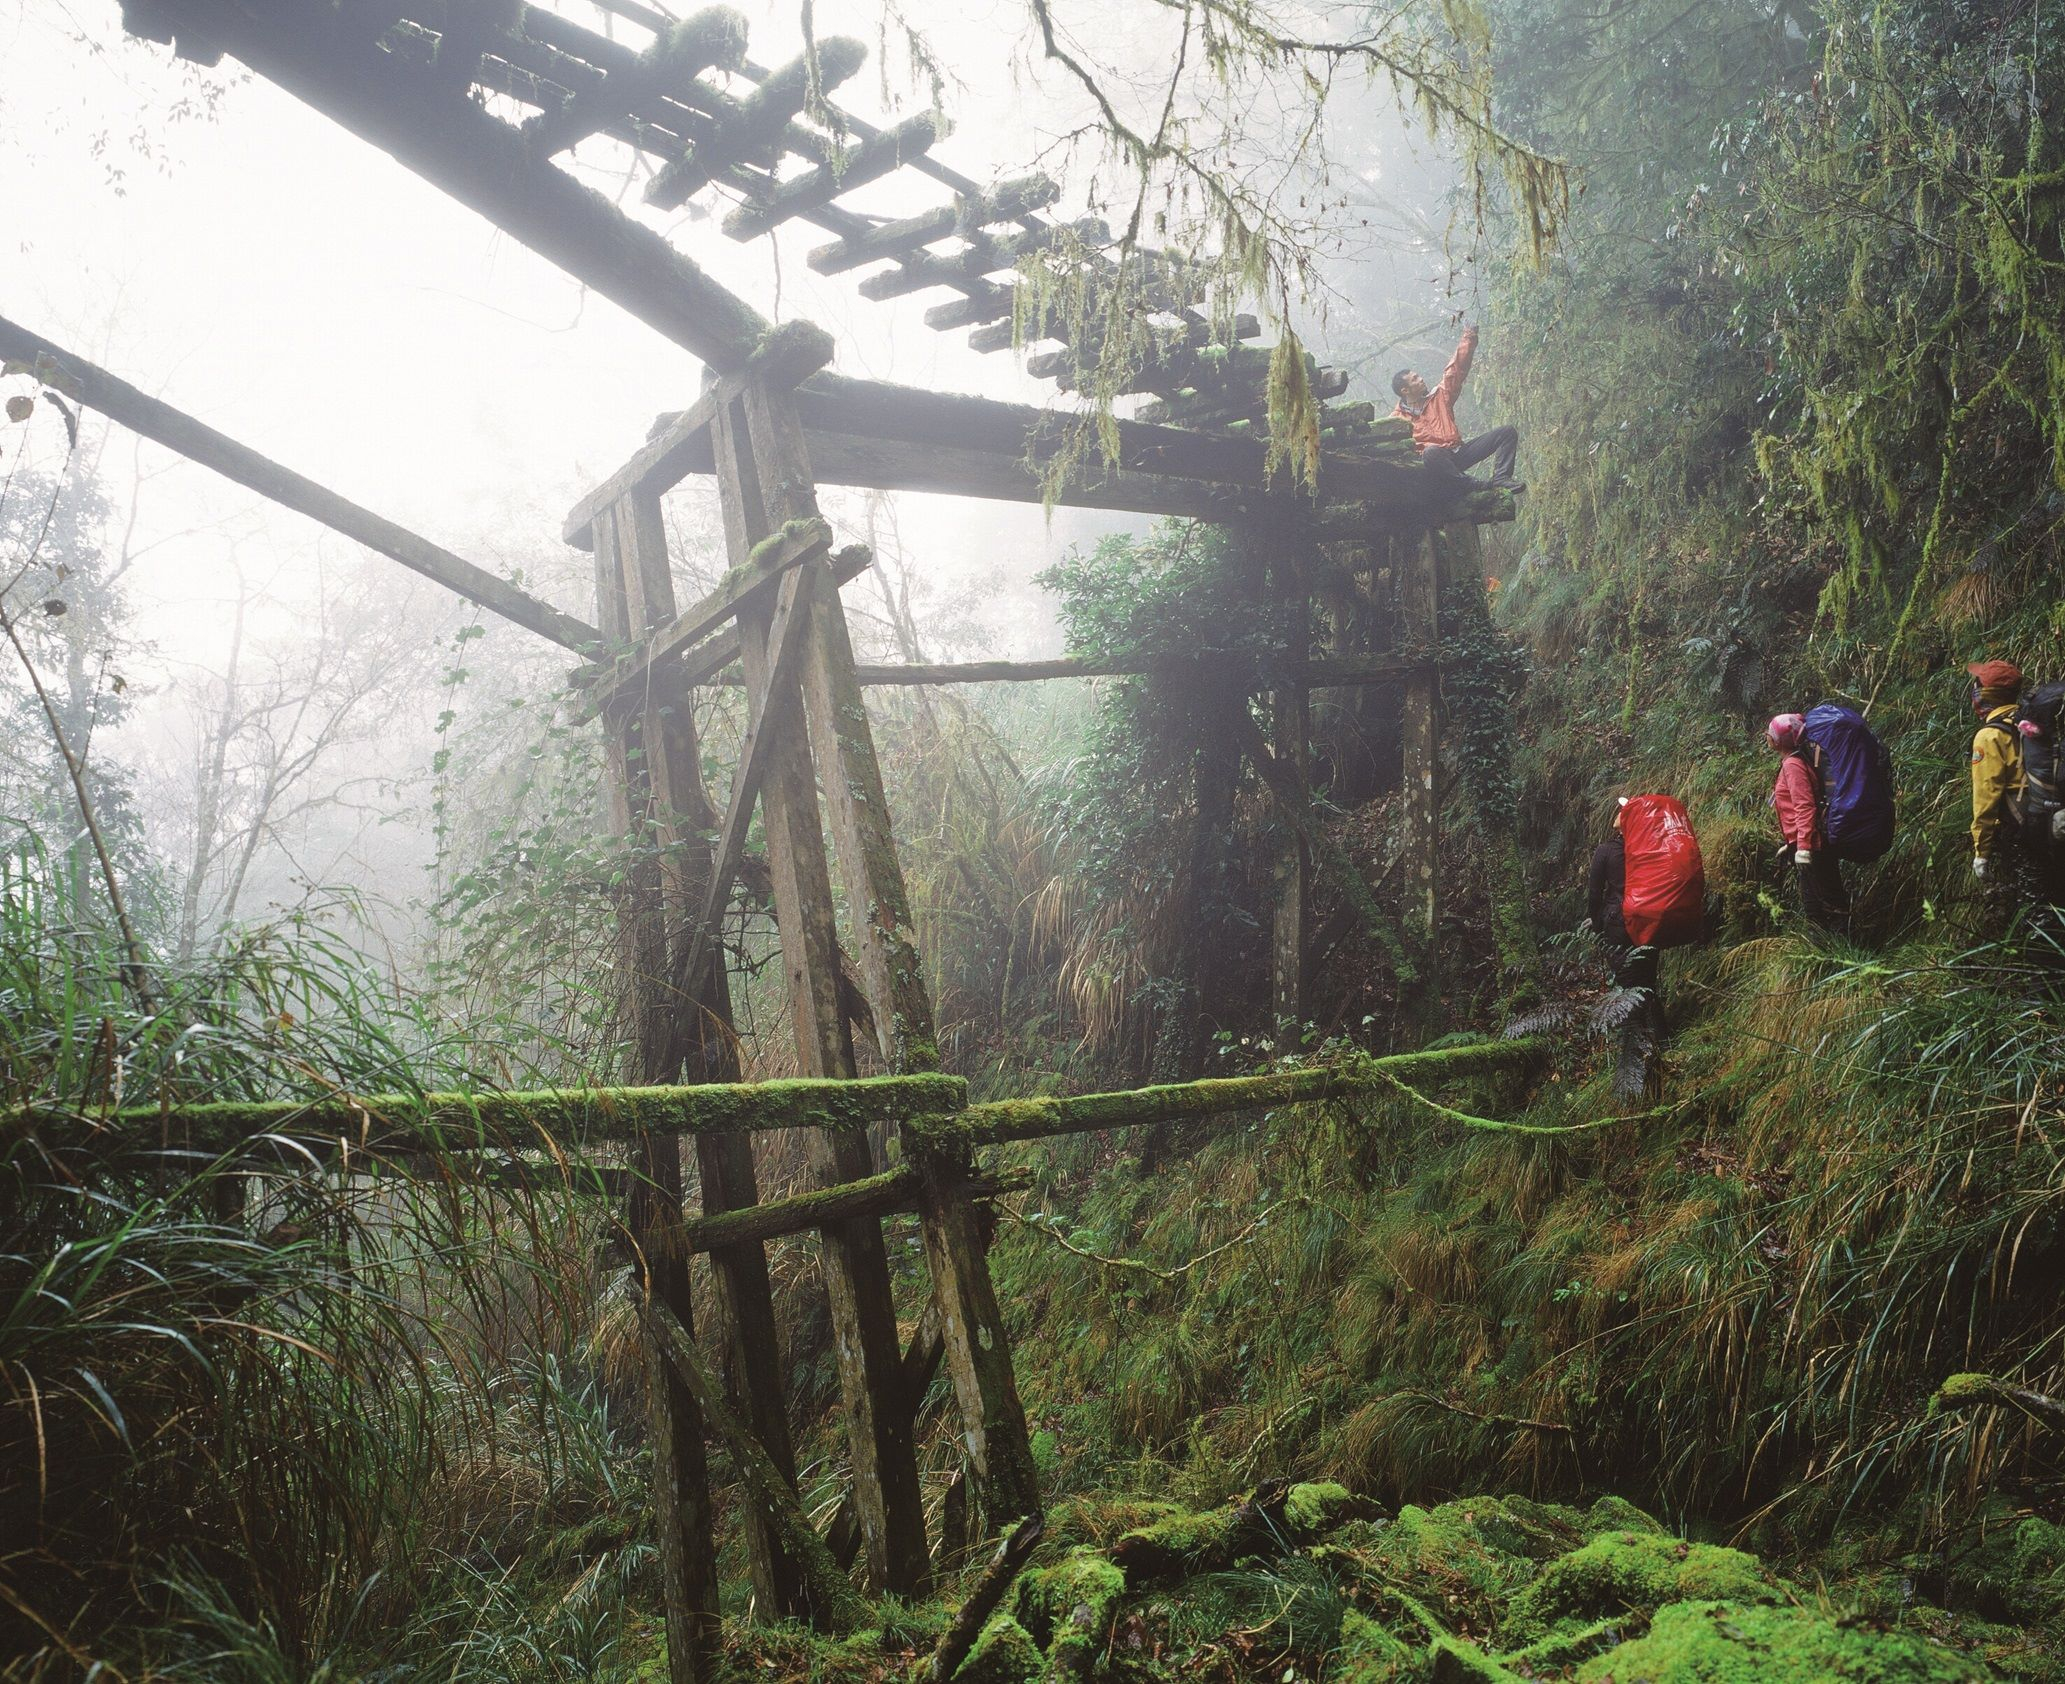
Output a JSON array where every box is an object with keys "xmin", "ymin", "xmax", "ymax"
[
  {"xmin": 28, "ymin": 6, "xmax": 1546, "ymax": 1677},
  {"xmin": 32, "ymin": 1040, "xmax": 1546, "ymax": 1673}
]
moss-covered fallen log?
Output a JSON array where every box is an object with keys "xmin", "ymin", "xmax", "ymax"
[
  {"xmin": 911, "ymin": 1041, "xmax": 1543, "ymax": 1146},
  {"xmin": 8, "ymin": 1073, "xmax": 969, "ymax": 1158}
]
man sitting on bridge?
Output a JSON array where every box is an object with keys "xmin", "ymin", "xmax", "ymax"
[{"xmin": 1391, "ymin": 323, "xmax": 1523, "ymax": 493}]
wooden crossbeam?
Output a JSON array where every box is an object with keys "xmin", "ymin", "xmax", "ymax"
[
  {"xmin": 807, "ymin": 173, "xmax": 1058, "ymax": 274},
  {"xmin": 523, "ymin": 4, "xmax": 747, "ymax": 153},
  {"xmin": 645, "ymin": 37, "xmax": 867, "ymax": 208},
  {"xmin": 678, "ymin": 1166, "xmax": 1026, "ymax": 1255},
  {"xmin": 570, "ymin": 370, "xmax": 1472, "ymax": 532},
  {"xmin": 0, "ymin": 314, "xmax": 599, "ymax": 653},
  {"xmin": 922, "ymin": 286, "xmax": 1015, "ymax": 331},
  {"xmin": 858, "ymin": 217, "xmax": 1107, "ymax": 302},
  {"xmin": 906, "ymin": 1042, "xmax": 1542, "ymax": 1147},
  {"xmin": 724, "ymin": 112, "xmax": 944, "ymax": 241}
]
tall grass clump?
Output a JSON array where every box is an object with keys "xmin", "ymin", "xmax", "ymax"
[
  {"xmin": 992, "ymin": 928, "xmax": 2065, "ymax": 1559},
  {"xmin": 0, "ymin": 834, "xmax": 632, "ymax": 1678}
]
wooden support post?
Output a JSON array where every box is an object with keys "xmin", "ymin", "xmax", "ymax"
[
  {"xmin": 598, "ymin": 491, "xmax": 807, "ymax": 1621},
  {"xmin": 1400, "ymin": 530, "xmax": 1443, "ymax": 950},
  {"xmin": 735, "ymin": 380, "xmax": 1033, "ymax": 1540},
  {"xmin": 640, "ymin": 1297, "xmax": 872, "ymax": 1635},
  {"xmin": 710, "ymin": 386, "xmax": 931, "ymax": 1599},
  {"xmin": 591, "ymin": 509, "xmax": 718, "ymax": 1684},
  {"xmin": 1270, "ymin": 544, "xmax": 1311, "ymax": 1029},
  {"xmin": 906, "ymin": 1126, "xmax": 1042, "ymax": 1529}
]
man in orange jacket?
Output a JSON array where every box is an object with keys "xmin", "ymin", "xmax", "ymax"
[{"xmin": 1391, "ymin": 323, "xmax": 1523, "ymax": 492}]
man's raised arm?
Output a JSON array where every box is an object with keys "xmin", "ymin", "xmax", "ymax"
[{"xmin": 1438, "ymin": 324, "xmax": 1479, "ymax": 401}]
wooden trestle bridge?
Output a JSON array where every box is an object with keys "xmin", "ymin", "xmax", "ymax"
[{"xmin": 11, "ymin": 0, "xmax": 1541, "ymax": 1675}]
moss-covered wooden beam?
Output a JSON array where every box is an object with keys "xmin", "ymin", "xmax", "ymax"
[
  {"xmin": 10, "ymin": 1073, "xmax": 968, "ymax": 1158},
  {"xmin": 911, "ymin": 1042, "xmax": 1543, "ymax": 1147},
  {"xmin": 684, "ymin": 1165, "xmax": 919, "ymax": 1251}
]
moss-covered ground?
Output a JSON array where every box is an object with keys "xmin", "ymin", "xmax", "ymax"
[{"xmin": 704, "ymin": 1487, "xmax": 2037, "ymax": 1682}]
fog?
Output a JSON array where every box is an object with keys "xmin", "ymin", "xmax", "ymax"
[{"xmin": 0, "ymin": 0, "xmax": 1471, "ymax": 945}]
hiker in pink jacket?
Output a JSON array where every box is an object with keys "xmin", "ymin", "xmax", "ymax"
[{"xmin": 1768, "ymin": 713, "xmax": 1850, "ymax": 934}]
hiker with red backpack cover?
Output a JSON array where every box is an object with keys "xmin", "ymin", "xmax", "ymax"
[{"xmin": 1586, "ymin": 794, "xmax": 1704, "ymax": 1092}]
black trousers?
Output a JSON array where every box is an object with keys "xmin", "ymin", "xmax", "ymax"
[
  {"xmin": 1423, "ymin": 424, "xmax": 1518, "ymax": 481},
  {"xmin": 1796, "ymin": 853, "xmax": 1852, "ymax": 936}
]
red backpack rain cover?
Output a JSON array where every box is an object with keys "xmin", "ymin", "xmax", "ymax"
[{"xmin": 1620, "ymin": 795, "xmax": 1705, "ymax": 949}]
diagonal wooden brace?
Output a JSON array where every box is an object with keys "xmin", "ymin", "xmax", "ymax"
[
  {"xmin": 572, "ymin": 518, "xmax": 833, "ymax": 723},
  {"xmin": 666, "ymin": 562, "xmax": 815, "ymax": 1014}
]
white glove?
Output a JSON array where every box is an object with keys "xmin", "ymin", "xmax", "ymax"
[
  {"xmin": 1793, "ymin": 848, "xmax": 1813, "ymax": 866},
  {"xmin": 1973, "ymin": 856, "xmax": 1990, "ymax": 880}
]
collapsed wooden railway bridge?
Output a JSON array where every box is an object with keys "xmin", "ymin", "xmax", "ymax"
[{"xmin": 10, "ymin": 1, "xmax": 1542, "ymax": 1675}]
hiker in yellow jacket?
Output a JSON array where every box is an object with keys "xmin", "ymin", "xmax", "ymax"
[{"xmin": 1968, "ymin": 658, "xmax": 2026, "ymax": 882}]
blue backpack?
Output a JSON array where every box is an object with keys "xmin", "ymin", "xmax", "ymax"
[{"xmin": 1800, "ymin": 703, "xmax": 1895, "ymax": 862}]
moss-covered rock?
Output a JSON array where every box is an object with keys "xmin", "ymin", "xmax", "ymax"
[
  {"xmin": 1016, "ymin": 1547, "xmax": 1126, "ymax": 1679},
  {"xmin": 1284, "ymin": 1481, "xmax": 1379, "ymax": 1539},
  {"xmin": 1354, "ymin": 1498, "xmax": 1590, "ymax": 1636},
  {"xmin": 1946, "ymin": 1513, "xmax": 2065, "ymax": 1625},
  {"xmin": 1426, "ymin": 1633, "xmax": 1530, "ymax": 1682},
  {"xmin": 1329, "ymin": 1609, "xmax": 1416, "ymax": 1681},
  {"xmin": 1504, "ymin": 1529, "xmax": 1776, "ymax": 1642},
  {"xmin": 958, "ymin": 1614, "xmax": 1044, "ymax": 1684},
  {"xmin": 1110, "ymin": 1503, "xmax": 1243, "ymax": 1585},
  {"xmin": 1569, "ymin": 1599, "xmax": 1993, "ymax": 1682}
]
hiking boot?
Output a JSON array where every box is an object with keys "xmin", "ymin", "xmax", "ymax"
[{"xmin": 1489, "ymin": 476, "xmax": 1527, "ymax": 495}]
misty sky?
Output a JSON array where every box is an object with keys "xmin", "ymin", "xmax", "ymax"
[{"xmin": 0, "ymin": 0, "xmax": 1464, "ymax": 930}]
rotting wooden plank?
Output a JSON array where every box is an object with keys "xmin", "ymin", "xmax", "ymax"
[
  {"xmin": 1269, "ymin": 541, "xmax": 1312, "ymax": 1029},
  {"xmin": 639, "ymin": 1297, "xmax": 872, "ymax": 1634},
  {"xmin": 602, "ymin": 491, "xmax": 808, "ymax": 1619},
  {"xmin": 736, "ymin": 373, "xmax": 1033, "ymax": 1529},
  {"xmin": 757, "ymin": 392, "xmax": 940, "ymax": 1075},
  {"xmin": 724, "ymin": 112, "xmax": 944, "ymax": 240},
  {"xmin": 0, "ymin": 314, "xmax": 597, "ymax": 652},
  {"xmin": 718, "ymin": 381, "xmax": 932, "ymax": 1599},
  {"xmin": 135, "ymin": 0, "xmax": 771, "ymax": 370},
  {"xmin": 907, "ymin": 1128, "xmax": 1041, "ymax": 1530}
]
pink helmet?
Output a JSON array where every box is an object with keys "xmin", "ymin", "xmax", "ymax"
[{"xmin": 1767, "ymin": 712, "xmax": 1805, "ymax": 751}]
